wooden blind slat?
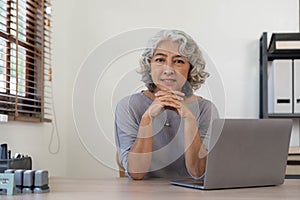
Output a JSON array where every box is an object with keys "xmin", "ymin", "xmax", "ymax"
[
  {"xmin": 0, "ymin": 0, "xmax": 52, "ymax": 122},
  {"xmin": 0, "ymin": 93, "xmax": 43, "ymax": 103}
]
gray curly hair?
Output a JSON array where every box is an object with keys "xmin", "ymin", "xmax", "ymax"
[{"xmin": 138, "ymin": 29, "xmax": 209, "ymax": 94}]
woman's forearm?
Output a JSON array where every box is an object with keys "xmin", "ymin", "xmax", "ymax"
[
  {"xmin": 127, "ymin": 113, "xmax": 153, "ymax": 180},
  {"xmin": 184, "ymin": 116, "xmax": 207, "ymax": 178}
]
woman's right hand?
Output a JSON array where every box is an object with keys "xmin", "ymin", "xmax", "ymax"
[
  {"xmin": 145, "ymin": 83, "xmax": 185, "ymax": 119},
  {"xmin": 146, "ymin": 98, "xmax": 166, "ymax": 118}
]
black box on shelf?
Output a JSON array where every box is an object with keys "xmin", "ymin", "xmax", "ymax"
[
  {"xmin": 0, "ymin": 157, "xmax": 32, "ymax": 173},
  {"xmin": 268, "ymin": 33, "xmax": 300, "ymax": 54}
]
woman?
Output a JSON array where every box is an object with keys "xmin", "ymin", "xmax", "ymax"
[{"xmin": 115, "ymin": 29, "xmax": 219, "ymax": 180}]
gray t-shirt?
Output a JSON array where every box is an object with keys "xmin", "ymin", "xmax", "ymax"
[{"xmin": 115, "ymin": 92, "xmax": 219, "ymax": 179}]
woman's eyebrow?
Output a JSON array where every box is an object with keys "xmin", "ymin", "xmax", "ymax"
[
  {"xmin": 153, "ymin": 52, "xmax": 167, "ymax": 57},
  {"xmin": 173, "ymin": 55, "xmax": 185, "ymax": 59},
  {"xmin": 153, "ymin": 53, "xmax": 185, "ymax": 59}
]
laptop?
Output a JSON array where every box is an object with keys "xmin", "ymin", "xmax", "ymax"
[{"xmin": 170, "ymin": 119, "xmax": 293, "ymax": 190}]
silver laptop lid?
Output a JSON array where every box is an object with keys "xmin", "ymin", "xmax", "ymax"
[{"xmin": 204, "ymin": 119, "xmax": 292, "ymax": 189}]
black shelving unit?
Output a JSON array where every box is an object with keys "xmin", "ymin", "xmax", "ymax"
[{"xmin": 259, "ymin": 32, "xmax": 300, "ymax": 118}]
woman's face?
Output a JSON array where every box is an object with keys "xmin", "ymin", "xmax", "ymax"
[{"xmin": 150, "ymin": 40, "xmax": 190, "ymax": 91}]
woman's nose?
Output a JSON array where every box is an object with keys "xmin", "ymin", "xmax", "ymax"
[{"xmin": 163, "ymin": 65, "xmax": 175, "ymax": 75}]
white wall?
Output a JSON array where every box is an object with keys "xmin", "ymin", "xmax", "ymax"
[{"xmin": 0, "ymin": 0, "xmax": 298, "ymax": 178}]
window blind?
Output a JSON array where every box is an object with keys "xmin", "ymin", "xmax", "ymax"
[{"xmin": 0, "ymin": 0, "xmax": 52, "ymax": 122}]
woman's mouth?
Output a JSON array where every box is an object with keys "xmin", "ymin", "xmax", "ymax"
[{"xmin": 160, "ymin": 79, "xmax": 176, "ymax": 86}]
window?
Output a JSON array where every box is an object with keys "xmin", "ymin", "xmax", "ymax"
[{"xmin": 0, "ymin": 0, "xmax": 52, "ymax": 122}]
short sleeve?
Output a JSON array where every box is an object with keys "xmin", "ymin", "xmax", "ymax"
[{"xmin": 115, "ymin": 98, "xmax": 138, "ymax": 173}]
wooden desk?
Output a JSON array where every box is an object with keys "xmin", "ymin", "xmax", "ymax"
[{"xmin": 1, "ymin": 177, "xmax": 300, "ymax": 200}]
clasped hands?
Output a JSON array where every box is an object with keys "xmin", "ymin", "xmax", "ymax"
[{"xmin": 147, "ymin": 84, "xmax": 193, "ymax": 119}]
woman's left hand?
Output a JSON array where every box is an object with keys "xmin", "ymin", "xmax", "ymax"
[{"xmin": 154, "ymin": 84, "xmax": 194, "ymax": 119}]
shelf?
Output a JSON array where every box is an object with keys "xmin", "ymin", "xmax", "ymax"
[
  {"xmin": 259, "ymin": 32, "xmax": 300, "ymax": 119},
  {"xmin": 289, "ymin": 147, "xmax": 300, "ymax": 155},
  {"xmin": 268, "ymin": 53, "xmax": 300, "ymax": 61},
  {"xmin": 268, "ymin": 32, "xmax": 300, "ymax": 54},
  {"xmin": 267, "ymin": 113, "xmax": 300, "ymax": 118}
]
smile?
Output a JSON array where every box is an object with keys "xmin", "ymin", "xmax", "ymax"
[{"xmin": 160, "ymin": 79, "xmax": 176, "ymax": 83}]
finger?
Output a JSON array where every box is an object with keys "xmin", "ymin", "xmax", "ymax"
[
  {"xmin": 164, "ymin": 106, "xmax": 180, "ymax": 114},
  {"xmin": 161, "ymin": 102, "xmax": 181, "ymax": 109},
  {"xmin": 157, "ymin": 97, "xmax": 181, "ymax": 109},
  {"xmin": 172, "ymin": 90, "xmax": 185, "ymax": 97},
  {"xmin": 155, "ymin": 83, "xmax": 185, "ymax": 95},
  {"xmin": 155, "ymin": 89, "xmax": 185, "ymax": 96},
  {"xmin": 148, "ymin": 102, "xmax": 165, "ymax": 118},
  {"xmin": 155, "ymin": 91, "xmax": 184, "ymax": 100}
]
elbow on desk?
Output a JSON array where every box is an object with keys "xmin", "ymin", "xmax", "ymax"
[
  {"xmin": 189, "ymin": 170, "xmax": 202, "ymax": 179},
  {"xmin": 128, "ymin": 172, "xmax": 147, "ymax": 180},
  {"xmin": 187, "ymin": 166, "xmax": 206, "ymax": 179}
]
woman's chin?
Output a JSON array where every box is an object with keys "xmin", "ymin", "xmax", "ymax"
[
  {"xmin": 163, "ymin": 85, "xmax": 179, "ymax": 91},
  {"xmin": 159, "ymin": 82, "xmax": 180, "ymax": 91}
]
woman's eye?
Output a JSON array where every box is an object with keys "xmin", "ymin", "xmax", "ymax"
[
  {"xmin": 175, "ymin": 59, "xmax": 185, "ymax": 64},
  {"xmin": 155, "ymin": 58, "xmax": 165, "ymax": 63}
]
